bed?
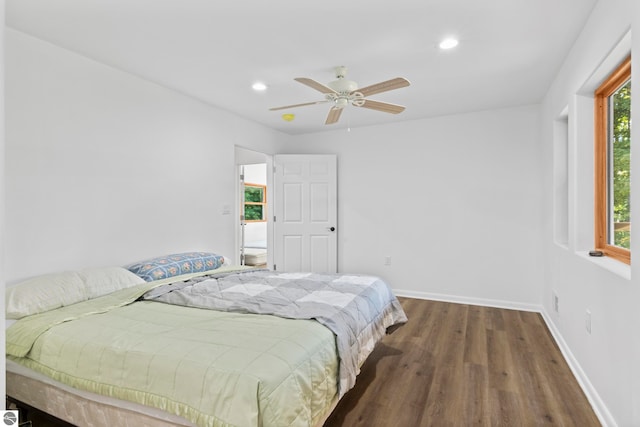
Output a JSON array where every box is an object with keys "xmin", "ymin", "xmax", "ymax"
[
  {"xmin": 243, "ymin": 240, "xmax": 267, "ymax": 266},
  {"xmin": 242, "ymin": 248, "xmax": 267, "ymax": 266},
  {"xmin": 5, "ymin": 252, "xmax": 407, "ymax": 427}
]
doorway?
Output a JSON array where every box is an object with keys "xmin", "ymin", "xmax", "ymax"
[
  {"xmin": 235, "ymin": 146, "xmax": 272, "ymax": 268},
  {"xmin": 242, "ymin": 163, "xmax": 268, "ymax": 267},
  {"xmin": 235, "ymin": 149, "xmax": 338, "ymax": 272}
]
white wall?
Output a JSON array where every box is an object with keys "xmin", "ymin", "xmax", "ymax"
[
  {"xmin": 540, "ymin": 0, "xmax": 636, "ymax": 425},
  {"xmin": 284, "ymin": 105, "xmax": 543, "ymax": 309},
  {"xmin": 4, "ymin": 29, "xmax": 288, "ymax": 282}
]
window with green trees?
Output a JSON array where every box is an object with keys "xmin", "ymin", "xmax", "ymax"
[
  {"xmin": 610, "ymin": 80, "xmax": 631, "ymax": 248},
  {"xmin": 244, "ymin": 183, "xmax": 266, "ymax": 222},
  {"xmin": 594, "ymin": 56, "xmax": 631, "ymax": 264}
]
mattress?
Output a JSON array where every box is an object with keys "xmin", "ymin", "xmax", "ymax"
[
  {"xmin": 7, "ymin": 359, "xmax": 340, "ymax": 427},
  {"xmin": 7, "ymin": 359, "xmax": 195, "ymax": 426},
  {"xmin": 243, "ymin": 247, "xmax": 267, "ymax": 265}
]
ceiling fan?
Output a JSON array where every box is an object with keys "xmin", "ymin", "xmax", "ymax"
[{"xmin": 270, "ymin": 66, "xmax": 410, "ymax": 125}]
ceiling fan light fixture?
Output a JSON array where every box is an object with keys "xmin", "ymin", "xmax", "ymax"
[
  {"xmin": 334, "ymin": 98, "xmax": 349, "ymax": 108},
  {"xmin": 281, "ymin": 113, "xmax": 295, "ymax": 122},
  {"xmin": 252, "ymin": 82, "xmax": 268, "ymax": 91}
]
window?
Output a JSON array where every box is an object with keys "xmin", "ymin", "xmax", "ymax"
[
  {"xmin": 244, "ymin": 183, "xmax": 266, "ymax": 222},
  {"xmin": 594, "ymin": 56, "xmax": 631, "ymax": 264}
]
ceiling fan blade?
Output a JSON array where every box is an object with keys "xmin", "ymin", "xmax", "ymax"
[
  {"xmin": 269, "ymin": 100, "xmax": 328, "ymax": 111},
  {"xmin": 354, "ymin": 77, "xmax": 410, "ymax": 97},
  {"xmin": 295, "ymin": 77, "xmax": 337, "ymax": 94},
  {"xmin": 325, "ymin": 107, "xmax": 343, "ymax": 125},
  {"xmin": 357, "ymin": 99, "xmax": 406, "ymax": 114}
]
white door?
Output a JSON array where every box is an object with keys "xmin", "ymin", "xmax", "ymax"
[{"xmin": 273, "ymin": 154, "xmax": 337, "ymax": 272}]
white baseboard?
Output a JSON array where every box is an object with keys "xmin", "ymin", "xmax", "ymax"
[
  {"xmin": 393, "ymin": 288, "xmax": 541, "ymax": 312},
  {"xmin": 393, "ymin": 288, "xmax": 615, "ymax": 427},
  {"xmin": 540, "ymin": 309, "xmax": 616, "ymax": 427}
]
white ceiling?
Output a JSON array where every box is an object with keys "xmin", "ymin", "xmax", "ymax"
[{"xmin": 6, "ymin": 0, "xmax": 598, "ymax": 135}]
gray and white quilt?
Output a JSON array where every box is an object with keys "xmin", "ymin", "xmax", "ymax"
[{"xmin": 142, "ymin": 269, "xmax": 408, "ymax": 397}]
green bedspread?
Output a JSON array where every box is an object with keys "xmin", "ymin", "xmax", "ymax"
[{"xmin": 6, "ymin": 269, "xmax": 339, "ymax": 427}]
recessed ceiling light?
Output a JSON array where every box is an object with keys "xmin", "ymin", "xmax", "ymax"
[
  {"xmin": 252, "ymin": 82, "xmax": 268, "ymax": 91},
  {"xmin": 439, "ymin": 38, "xmax": 459, "ymax": 50}
]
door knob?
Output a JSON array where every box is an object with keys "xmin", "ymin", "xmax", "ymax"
[{"xmin": 328, "ymin": 226, "xmax": 336, "ymax": 232}]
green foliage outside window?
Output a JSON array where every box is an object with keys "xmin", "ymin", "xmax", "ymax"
[
  {"xmin": 244, "ymin": 184, "xmax": 266, "ymax": 222},
  {"xmin": 245, "ymin": 186, "xmax": 264, "ymax": 203},
  {"xmin": 611, "ymin": 81, "xmax": 631, "ymax": 249},
  {"xmin": 245, "ymin": 205, "xmax": 264, "ymax": 221}
]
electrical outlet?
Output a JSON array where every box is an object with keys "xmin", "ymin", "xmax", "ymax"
[
  {"xmin": 585, "ymin": 310, "xmax": 592, "ymax": 334},
  {"xmin": 384, "ymin": 256, "xmax": 392, "ymax": 266},
  {"xmin": 552, "ymin": 291, "xmax": 559, "ymax": 313}
]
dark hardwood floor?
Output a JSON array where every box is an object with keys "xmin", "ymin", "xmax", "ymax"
[{"xmin": 324, "ymin": 297, "xmax": 601, "ymax": 426}]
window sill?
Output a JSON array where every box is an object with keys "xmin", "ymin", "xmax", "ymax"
[{"xmin": 577, "ymin": 251, "xmax": 631, "ymax": 280}]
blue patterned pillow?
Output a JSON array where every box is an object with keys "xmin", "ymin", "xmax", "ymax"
[{"xmin": 126, "ymin": 252, "xmax": 225, "ymax": 282}]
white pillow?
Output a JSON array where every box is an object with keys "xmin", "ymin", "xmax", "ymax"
[
  {"xmin": 6, "ymin": 267, "xmax": 146, "ymax": 319},
  {"xmin": 79, "ymin": 267, "xmax": 145, "ymax": 299},
  {"xmin": 6, "ymin": 270, "xmax": 86, "ymax": 319}
]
